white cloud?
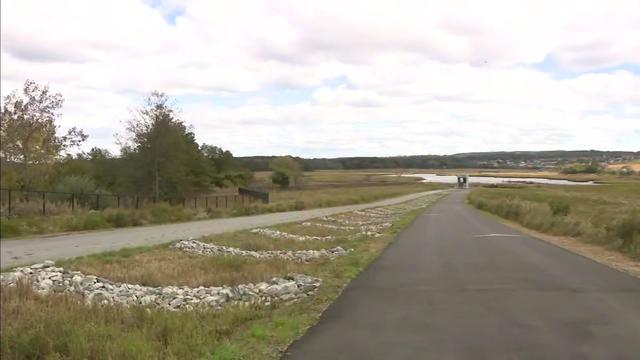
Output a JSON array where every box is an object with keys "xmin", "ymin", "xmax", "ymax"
[{"xmin": 1, "ymin": 0, "xmax": 638, "ymax": 156}]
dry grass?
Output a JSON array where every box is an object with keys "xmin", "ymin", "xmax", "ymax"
[
  {"xmin": 1, "ymin": 281, "xmax": 267, "ymax": 359},
  {"xmin": 606, "ymin": 162, "xmax": 640, "ymax": 171},
  {"xmin": 270, "ymin": 183, "xmax": 441, "ymax": 207},
  {"xmin": 469, "ymin": 183, "xmax": 640, "ymax": 259},
  {"xmin": 203, "ymin": 231, "xmax": 345, "ymax": 252},
  {"xmin": 60, "ymin": 246, "xmax": 310, "ymax": 288},
  {"xmin": 251, "ymin": 169, "xmax": 421, "ymax": 189}
]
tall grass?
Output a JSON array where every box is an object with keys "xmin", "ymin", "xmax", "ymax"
[
  {"xmin": 0, "ymin": 203, "xmax": 201, "ymax": 238},
  {"xmin": 1, "ymin": 281, "xmax": 264, "ymax": 359},
  {"xmin": 468, "ymin": 183, "xmax": 640, "ymax": 258}
]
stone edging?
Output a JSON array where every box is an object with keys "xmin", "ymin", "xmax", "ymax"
[
  {"xmin": 0, "ymin": 261, "xmax": 321, "ymax": 311},
  {"xmin": 173, "ymin": 238, "xmax": 349, "ymax": 262},
  {"xmin": 250, "ymin": 228, "xmax": 336, "ymax": 241}
]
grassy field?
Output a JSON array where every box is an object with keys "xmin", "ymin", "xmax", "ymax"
[
  {"xmin": 1, "ymin": 181, "xmax": 444, "ymax": 239},
  {"xmin": 606, "ymin": 161, "xmax": 640, "ymax": 172},
  {"xmin": 1, "ymin": 194, "xmax": 442, "ymax": 359},
  {"xmin": 468, "ymin": 181, "xmax": 640, "ymax": 259},
  {"xmin": 251, "ymin": 169, "xmax": 419, "ymax": 189}
]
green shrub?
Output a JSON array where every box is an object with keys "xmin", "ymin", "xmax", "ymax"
[
  {"xmin": 271, "ymin": 171, "xmax": 290, "ymax": 188},
  {"xmin": 549, "ymin": 200, "xmax": 571, "ymax": 216},
  {"xmin": 206, "ymin": 208, "xmax": 225, "ymax": 218},
  {"xmin": 615, "ymin": 214, "xmax": 640, "ymax": 249},
  {"xmin": 106, "ymin": 211, "xmax": 130, "ymax": 228},
  {"xmin": 0, "ymin": 218, "xmax": 23, "ymax": 237},
  {"xmin": 293, "ymin": 200, "xmax": 306, "ymax": 210},
  {"xmin": 81, "ymin": 212, "xmax": 111, "ymax": 230},
  {"xmin": 54, "ymin": 175, "xmax": 103, "ymax": 195},
  {"xmin": 473, "ymin": 198, "xmax": 488, "ymax": 210},
  {"xmin": 147, "ymin": 203, "xmax": 191, "ymax": 224}
]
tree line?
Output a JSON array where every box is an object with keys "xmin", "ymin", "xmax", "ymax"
[
  {"xmin": 0, "ymin": 81, "xmax": 253, "ymax": 199},
  {"xmin": 238, "ymin": 150, "xmax": 640, "ymax": 172}
]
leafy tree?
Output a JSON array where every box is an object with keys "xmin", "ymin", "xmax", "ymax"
[
  {"xmin": 270, "ymin": 156, "xmax": 303, "ymax": 188},
  {"xmin": 0, "ymin": 80, "xmax": 87, "ymax": 188},
  {"xmin": 52, "ymin": 147, "xmax": 126, "ymax": 193},
  {"xmin": 201, "ymin": 144, "xmax": 252, "ymax": 187},
  {"xmin": 53, "ymin": 174, "xmax": 102, "ymax": 194},
  {"xmin": 120, "ymin": 92, "xmax": 210, "ymax": 198},
  {"xmin": 271, "ymin": 171, "xmax": 290, "ymax": 188}
]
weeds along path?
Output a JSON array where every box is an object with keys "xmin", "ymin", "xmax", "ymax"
[{"xmin": 1, "ymin": 190, "xmax": 446, "ymax": 268}]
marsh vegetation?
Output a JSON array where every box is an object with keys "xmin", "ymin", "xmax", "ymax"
[{"xmin": 468, "ymin": 181, "xmax": 640, "ymax": 259}]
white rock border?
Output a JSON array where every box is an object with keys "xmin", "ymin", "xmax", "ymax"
[
  {"xmin": 173, "ymin": 238, "xmax": 349, "ymax": 262},
  {"xmin": 250, "ymin": 228, "xmax": 336, "ymax": 242},
  {"xmin": 0, "ymin": 261, "xmax": 321, "ymax": 311}
]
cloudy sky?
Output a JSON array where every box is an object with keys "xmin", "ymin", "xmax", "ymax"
[{"xmin": 1, "ymin": 0, "xmax": 639, "ymax": 157}]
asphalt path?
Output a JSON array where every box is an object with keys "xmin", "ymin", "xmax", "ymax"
[
  {"xmin": 284, "ymin": 190, "xmax": 640, "ymax": 359},
  {"xmin": 0, "ymin": 190, "xmax": 444, "ymax": 268}
]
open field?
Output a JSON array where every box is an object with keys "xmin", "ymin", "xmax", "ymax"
[
  {"xmin": 606, "ymin": 161, "xmax": 640, "ymax": 172},
  {"xmin": 251, "ymin": 169, "xmax": 421, "ymax": 189},
  {"xmin": 1, "ymin": 193, "xmax": 444, "ymax": 359},
  {"xmin": 256, "ymin": 168, "xmax": 623, "ymax": 186},
  {"xmin": 1, "ymin": 182, "xmax": 444, "ymax": 239},
  {"xmin": 468, "ymin": 182, "xmax": 640, "ymax": 259}
]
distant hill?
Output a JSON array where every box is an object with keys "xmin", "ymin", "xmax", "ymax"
[{"xmin": 237, "ymin": 150, "xmax": 640, "ymax": 171}]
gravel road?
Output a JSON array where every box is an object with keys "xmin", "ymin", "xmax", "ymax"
[{"xmin": 1, "ymin": 190, "xmax": 445, "ymax": 268}]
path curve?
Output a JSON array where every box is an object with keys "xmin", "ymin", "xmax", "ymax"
[
  {"xmin": 284, "ymin": 190, "xmax": 640, "ymax": 359},
  {"xmin": 1, "ymin": 190, "xmax": 445, "ymax": 268}
]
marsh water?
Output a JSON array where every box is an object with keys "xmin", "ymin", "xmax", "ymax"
[{"xmin": 406, "ymin": 173, "xmax": 596, "ymax": 185}]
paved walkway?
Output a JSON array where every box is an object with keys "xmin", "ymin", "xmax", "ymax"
[
  {"xmin": 284, "ymin": 191, "xmax": 640, "ymax": 359},
  {"xmin": 1, "ymin": 190, "xmax": 444, "ymax": 268}
]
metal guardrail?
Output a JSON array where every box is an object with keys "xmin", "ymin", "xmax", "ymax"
[{"xmin": 0, "ymin": 187, "xmax": 270, "ymax": 218}]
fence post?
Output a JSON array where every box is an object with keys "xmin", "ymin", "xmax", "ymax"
[
  {"xmin": 194, "ymin": 197, "xmax": 197, "ymax": 209},
  {"xmin": 96, "ymin": 194, "xmax": 100, "ymax": 210},
  {"xmin": 205, "ymin": 196, "xmax": 208, "ymax": 209},
  {"xmin": 42, "ymin": 191, "xmax": 46, "ymax": 216},
  {"xmin": 215, "ymin": 196, "xmax": 219, "ymax": 208},
  {"xmin": 8, "ymin": 189, "xmax": 12, "ymax": 217},
  {"xmin": 182, "ymin": 198, "xmax": 186, "ymax": 207},
  {"xmin": 117, "ymin": 195, "xmax": 120, "ymax": 208},
  {"xmin": 225, "ymin": 195, "xmax": 228, "ymax": 208},
  {"xmin": 135, "ymin": 196, "xmax": 140, "ymax": 209},
  {"xmin": 71, "ymin": 193, "xmax": 75, "ymax": 212}
]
